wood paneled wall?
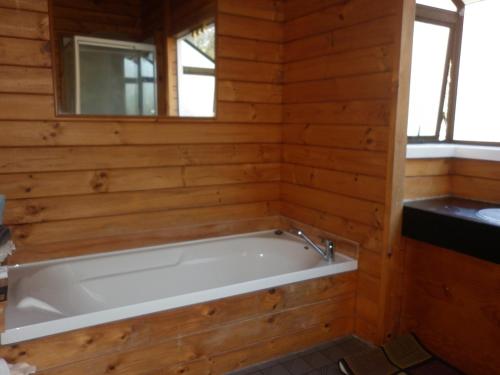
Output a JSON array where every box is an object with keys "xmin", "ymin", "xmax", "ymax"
[
  {"xmin": 400, "ymin": 239, "xmax": 500, "ymax": 375},
  {"xmin": 282, "ymin": 0, "xmax": 405, "ymax": 343},
  {"xmin": 405, "ymin": 158, "xmax": 500, "ymax": 202},
  {"xmin": 0, "ymin": 0, "xmax": 284, "ymax": 264},
  {"xmin": 0, "ymin": 0, "xmax": 413, "ymax": 350},
  {"xmin": 0, "ymin": 272, "xmax": 357, "ymax": 375},
  {"xmin": 52, "ymin": 0, "xmax": 143, "ymax": 40}
]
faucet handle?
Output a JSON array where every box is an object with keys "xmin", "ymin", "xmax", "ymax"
[
  {"xmin": 320, "ymin": 238, "xmax": 335, "ymax": 262},
  {"xmin": 321, "ymin": 238, "xmax": 336, "ymax": 251}
]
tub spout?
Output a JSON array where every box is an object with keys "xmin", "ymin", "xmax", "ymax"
[{"xmin": 289, "ymin": 228, "xmax": 335, "ymax": 263}]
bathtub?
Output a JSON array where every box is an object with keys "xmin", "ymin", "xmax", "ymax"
[{"xmin": 1, "ymin": 230, "xmax": 357, "ymax": 344}]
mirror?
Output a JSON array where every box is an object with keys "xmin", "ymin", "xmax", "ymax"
[{"xmin": 52, "ymin": 0, "xmax": 216, "ymax": 118}]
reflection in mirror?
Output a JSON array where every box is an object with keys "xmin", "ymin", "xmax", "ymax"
[{"xmin": 52, "ymin": 0, "xmax": 216, "ymax": 118}]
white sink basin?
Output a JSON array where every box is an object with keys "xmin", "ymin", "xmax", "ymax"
[{"xmin": 477, "ymin": 208, "xmax": 500, "ymax": 224}]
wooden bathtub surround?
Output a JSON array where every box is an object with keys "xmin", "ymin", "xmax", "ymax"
[
  {"xmin": 405, "ymin": 158, "xmax": 500, "ymax": 202},
  {"xmin": 0, "ymin": 272, "xmax": 357, "ymax": 375},
  {"xmin": 400, "ymin": 238, "xmax": 500, "ymax": 375}
]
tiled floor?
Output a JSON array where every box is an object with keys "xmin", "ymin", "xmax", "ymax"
[{"xmin": 228, "ymin": 336, "xmax": 374, "ymax": 375}]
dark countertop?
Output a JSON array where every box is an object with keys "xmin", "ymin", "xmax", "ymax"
[{"xmin": 403, "ymin": 197, "xmax": 500, "ymax": 264}]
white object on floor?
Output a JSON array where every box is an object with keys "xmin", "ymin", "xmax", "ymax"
[
  {"xmin": 0, "ymin": 360, "xmax": 36, "ymax": 375},
  {"xmin": 0, "ymin": 241, "xmax": 15, "ymax": 264},
  {"xmin": 0, "ymin": 359, "xmax": 8, "ymax": 375}
]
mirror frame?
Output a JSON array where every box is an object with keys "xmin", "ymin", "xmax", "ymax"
[{"xmin": 47, "ymin": 0, "xmax": 219, "ymax": 120}]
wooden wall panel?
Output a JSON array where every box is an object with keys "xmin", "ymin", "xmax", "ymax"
[
  {"xmin": 282, "ymin": 0, "xmax": 405, "ymax": 344},
  {"xmin": 0, "ymin": 0, "xmax": 48, "ymax": 12},
  {"xmin": 0, "ymin": 273, "xmax": 357, "ymax": 375},
  {"xmin": 52, "ymin": 0, "xmax": 142, "ymax": 40},
  {"xmin": 400, "ymin": 239, "xmax": 500, "ymax": 375},
  {"xmin": 451, "ymin": 159, "xmax": 500, "ymax": 203},
  {"xmin": 0, "ymin": 0, "xmax": 285, "ymax": 263},
  {"xmin": 404, "ymin": 158, "xmax": 500, "ymax": 203}
]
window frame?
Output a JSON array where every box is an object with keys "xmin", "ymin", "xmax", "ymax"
[
  {"xmin": 72, "ymin": 36, "xmax": 158, "ymax": 116},
  {"xmin": 176, "ymin": 24, "xmax": 216, "ymax": 118},
  {"xmin": 408, "ymin": 2, "xmax": 465, "ymax": 144},
  {"xmin": 409, "ymin": 0, "xmax": 500, "ymax": 146}
]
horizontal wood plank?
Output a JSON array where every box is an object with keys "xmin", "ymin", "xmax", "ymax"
[
  {"xmin": 218, "ymin": 13, "xmax": 283, "ymax": 42},
  {"xmin": 284, "ymin": 44, "xmax": 394, "ymax": 83},
  {"xmin": 284, "ymin": 73, "xmax": 393, "ymax": 103},
  {"xmin": 218, "ymin": 0, "xmax": 284, "ymax": 21},
  {"xmin": 281, "ymin": 183, "xmax": 384, "ymax": 227},
  {"xmin": 283, "ymin": 144, "xmax": 387, "ymax": 177},
  {"xmin": 283, "ymin": 123, "xmax": 388, "ymax": 151},
  {"xmin": 283, "ymin": 100, "xmax": 391, "ymax": 125},
  {"xmin": 5, "ymin": 183, "xmax": 280, "ymax": 224},
  {"xmin": 285, "ymin": 0, "xmax": 396, "ymax": 42},
  {"xmin": 285, "ymin": 16, "xmax": 397, "ymax": 62},
  {"xmin": 0, "ymin": 66, "xmax": 53, "ymax": 94},
  {"xmin": 0, "ymin": 0, "xmax": 48, "ymax": 12},
  {"xmin": 218, "ymin": 35, "xmax": 283, "ymax": 63},
  {"xmin": 0, "ymin": 144, "xmax": 281, "ymax": 173},
  {"xmin": 218, "ymin": 80, "xmax": 282, "ymax": 104},
  {"xmin": 0, "ymin": 121, "xmax": 282, "ymax": 146},
  {"xmin": 11, "ymin": 201, "xmax": 280, "ymax": 245},
  {"xmin": 0, "ymin": 7, "xmax": 49, "ymax": 39},
  {"xmin": 0, "ymin": 36, "xmax": 51, "ymax": 66},
  {"xmin": 282, "ymin": 163, "xmax": 386, "ymax": 203}
]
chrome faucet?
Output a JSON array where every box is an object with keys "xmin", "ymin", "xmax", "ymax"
[{"xmin": 290, "ymin": 228, "xmax": 335, "ymax": 263}]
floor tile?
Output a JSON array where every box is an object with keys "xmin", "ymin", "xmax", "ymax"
[
  {"xmin": 261, "ymin": 364, "xmax": 290, "ymax": 375},
  {"xmin": 301, "ymin": 352, "xmax": 332, "ymax": 369},
  {"xmin": 306, "ymin": 365, "xmax": 342, "ymax": 375},
  {"xmin": 228, "ymin": 368, "xmax": 263, "ymax": 375},
  {"xmin": 257, "ymin": 357, "xmax": 285, "ymax": 370},
  {"xmin": 282, "ymin": 357, "xmax": 313, "ymax": 375},
  {"xmin": 228, "ymin": 336, "xmax": 366, "ymax": 375},
  {"xmin": 320, "ymin": 345, "xmax": 347, "ymax": 362},
  {"xmin": 337, "ymin": 336, "xmax": 373, "ymax": 355}
]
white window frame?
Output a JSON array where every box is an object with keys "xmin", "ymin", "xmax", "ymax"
[{"xmin": 73, "ymin": 36, "xmax": 157, "ymax": 115}]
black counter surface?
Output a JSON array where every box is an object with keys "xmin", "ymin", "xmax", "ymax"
[{"xmin": 403, "ymin": 197, "xmax": 500, "ymax": 264}]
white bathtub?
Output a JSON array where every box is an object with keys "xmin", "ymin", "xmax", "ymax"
[{"xmin": 1, "ymin": 230, "xmax": 357, "ymax": 344}]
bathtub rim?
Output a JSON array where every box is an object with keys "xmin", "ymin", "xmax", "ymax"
[{"xmin": 1, "ymin": 230, "xmax": 358, "ymax": 344}]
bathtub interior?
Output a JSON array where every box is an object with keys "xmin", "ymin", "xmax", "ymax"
[{"xmin": 4, "ymin": 230, "xmax": 357, "ymax": 339}]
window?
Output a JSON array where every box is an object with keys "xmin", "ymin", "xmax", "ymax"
[
  {"xmin": 62, "ymin": 36, "xmax": 157, "ymax": 116},
  {"xmin": 407, "ymin": 0, "xmax": 500, "ymax": 145},
  {"xmin": 408, "ymin": 22, "xmax": 451, "ymax": 140},
  {"xmin": 177, "ymin": 24, "xmax": 216, "ymax": 117},
  {"xmin": 454, "ymin": 1, "xmax": 500, "ymax": 143}
]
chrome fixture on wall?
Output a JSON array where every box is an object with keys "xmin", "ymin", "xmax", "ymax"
[{"xmin": 289, "ymin": 228, "xmax": 335, "ymax": 263}]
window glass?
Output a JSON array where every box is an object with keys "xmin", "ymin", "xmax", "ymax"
[
  {"xmin": 417, "ymin": 0, "xmax": 457, "ymax": 11},
  {"xmin": 177, "ymin": 25, "xmax": 216, "ymax": 117},
  {"xmin": 408, "ymin": 22, "xmax": 451, "ymax": 137},
  {"xmin": 454, "ymin": 1, "xmax": 500, "ymax": 143},
  {"xmin": 75, "ymin": 41, "xmax": 157, "ymax": 116}
]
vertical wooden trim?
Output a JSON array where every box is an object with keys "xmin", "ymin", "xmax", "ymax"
[
  {"xmin": 155, "ymin": 30, "xmax": 167, "ymax": 116},
  {"xmin": 48, "ymin": 0, "xmax": 58, "ymax": 117},
  {"xmin": 213, "ymin": 0, "xmax": 219, "ymax": 120},
  {"xmin": 377, "ymin": 0, "xmax": 416, "ymax": 343}
]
